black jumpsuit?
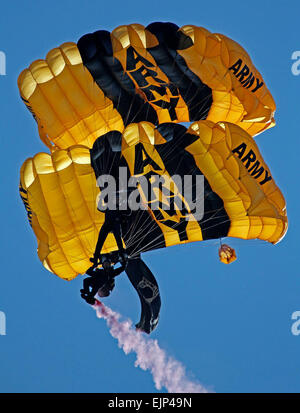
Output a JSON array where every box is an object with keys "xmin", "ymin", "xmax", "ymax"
[
  {"xmin": 93, "ymin": 210, "xmax": 125, "ymax": 262},
  {"xmin": 81, "ymin": 262, "xmax": 126, "ymax": 303}
]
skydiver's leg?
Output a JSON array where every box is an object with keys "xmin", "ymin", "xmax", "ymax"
[
  {"xmin": 112, "ymin": 218, "xmax": 125, "ymax": 253},
  {"xmin": 94, "ymin": 209, "xmax": 123, "ymax": 260},
  {"xmin": 82, "ymin": 276, "xmax": 100, "ymax": 297},
  {"xmin": 89, "ymin": 281, "xmax": 100, "ymax": 298},
  {"xmin": 125, "ymin": 257, "xmax": 161, "ymax": 334},
  {"xmin": 82, "ymin": 277, "xmax": 93, "ymax": 294},
  {"xmin": 93, "ymin": 220, "xmax": 112, "ymax": 262}
]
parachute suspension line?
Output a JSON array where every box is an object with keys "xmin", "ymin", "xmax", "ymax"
[
  {"xmin": 123, "ymin": 205, "xmax": 158, "ymax": 248},
  {"xmin": 125, "ymin": 214, "xmax": 159, "ymax": 252},
  {"xmin": 127, "ymin": 206, "xmax": 231, "ymax": 258},
  {"xmin": 186, "ymin": 93, "xmax": 211, "ymax": 121},
  {"xmin": 127, "ymin": 210, "xmax": 231, "ymax": 258},
  {"xmin": 123, "ymin": 208, "xmax": 148, "ymax": 244},
  {"xmin": 122, "ymin": 137, "xmax": 260, "ymax": 257},
  {"xmin": 128, "ymin": 214, "xmax": 232, "ymax": 258},
  {"xmin": 122, "ymin": 150, "xmax": 238, "ymax": 256}
]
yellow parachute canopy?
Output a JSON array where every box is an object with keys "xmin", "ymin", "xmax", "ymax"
[
  {"xmin": 19, "ymin": 121, "xmax": 287, "ymax": 280},
  {"xmin": 18, "ymin": 22, "xmax": 275, "ymax": 152}
]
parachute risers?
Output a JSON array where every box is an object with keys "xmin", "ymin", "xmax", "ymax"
[{"xmin": 218, "ymin": 244, "xmax": 237, "ymax": 264}]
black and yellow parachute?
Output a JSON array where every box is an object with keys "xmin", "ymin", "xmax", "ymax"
[
  {"xmin": 18, "ymin": 22, "xmax": 275, "ymax": 152},
  {"xmin": 19, "ymin": 120, "xmax": 287, "ymax": 280},
  {"xmin": 18, "ymin": 21, "xmax": 288, "ymax": 337},
  {"xmin": 19, "ymin": 22, "xmax": 287, "ymax": 282}
]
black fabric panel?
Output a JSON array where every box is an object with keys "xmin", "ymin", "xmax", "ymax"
[
  {"xmin": 90, "ymin": 131, "xmax": 122, "ymax": 179},
  {"xmin": 78, "ymin": 31, "xmax": 158, "ymax": 126},
  {"xmin": 155, "ymin": 123, "xmax": 230, "ymax": 240},
  {"xmin": 146, "ymin": 22, "xmax": 213, "ymax": 121},
  {"xmin": 146, "ymin": 22, "xmax": 181, "ymax": 49},
  {"xmin": 125, "ymin": 257, "xmax": 161, "ymax": 334}
]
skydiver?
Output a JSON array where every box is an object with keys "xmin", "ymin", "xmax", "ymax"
[
  {"xmin": 90, "ymin": 192, "xmax": 132, "ymax": 267},
  {"xmin": 80, "ymin": 257, "xmax": 127, "ymax": 305},
  {"xmin": 82, "ymin": 251, "xmax": 161, "ymax": 335}
]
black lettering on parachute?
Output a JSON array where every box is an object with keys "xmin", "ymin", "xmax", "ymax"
[
  {"xmin": 134, "ymin": 144, "xmax": 162, "ymax": 175},
  {"xmin": 126, "ymin": 47, "xmax": 180, "ymax": 120},
  {"xmin": 229, "ymin": 59, "xmax": 264, "ymax": 93},
  {"xmin": 19, "ymin": 184, "xmax": 33, "ymax": 225},
  {"xmin": 20, "ymin": 95, "xmax": 38, "ymax": 123},
  {"xmin": 133, "ymin": 144, "xmax": 191, "ymax": 242},
  {"xmin": 232, "ymin": 143, "xmax": 272, "ymax": 185}
]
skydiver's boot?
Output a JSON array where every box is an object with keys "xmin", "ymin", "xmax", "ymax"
[
  {"xmin": 85, "ymin": 295, "xmax": 96, "ymax": 305},
  {"xmin": 80, "ymin": 291, "xmax": 96, "ymax": 305}
]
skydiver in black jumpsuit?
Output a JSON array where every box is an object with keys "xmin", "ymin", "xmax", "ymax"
[
  {"xmin": 81, "ymin": 253, "xmax": 161, "ymax": 334},
  {"xmin": 90, "ymin": 189, "xmax": 132, "ymax": 268},
  {"xmin": 81, "ymin": 259, "xmax": 127, "ymax": 305},
  {"xmin": 86, "ymin": 201, "xmax": 161, "ymax": 333},
  {"xmin": 86, "ymin": 133, "xmax": 162, "ymax": 333}
]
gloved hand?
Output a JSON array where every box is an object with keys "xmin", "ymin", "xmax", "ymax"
[
  {"xmin": 119, "ymin": 250, "xmax": 128, "ymax": 266},
  {"xmin": 80, "ymin": 291, "xmax": 96, "ymax": 305},
  {"xmin": 89, "ymin": 256, "xmax": 99, "ymax": 268}
]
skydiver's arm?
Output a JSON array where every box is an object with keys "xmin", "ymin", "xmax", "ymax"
[
  {"xmin": 112, "ymin": 218, "xmax": 125, "ymax": 253},
  {"xmin": 113, "ymin": 263, "xmax": 126, "ymax": 277},
  {"xmin": 86, "ymin": 267, "xmax": 95, "ymax": 276},
  {"xmin": 82, "ymin": 277, "xmax": 94, "ymax": 294}
]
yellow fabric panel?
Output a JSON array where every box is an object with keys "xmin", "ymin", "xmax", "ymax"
[
  {"xmin": 122, "ymin": 122, "xmax": 167, "ymax": 149},
  {"xmin": 186, "ymin": 221, "xmax": 204, "ymax": 242},
  {"xmin": 186, "ymin": 121, "xmax": 287, "ymax": 244},
  {"xmin": 178, "ymin": 26, "xmax": 276, "ymax": 136},
  {"xmin": 18, "ymin": 43, "xmax": 124, "ymax": 151},
  {"xmin": 19, "ymin": 146, "xmax": 121, "ymax": 280},
  {"xmin": 161, "ymin": 221, "xmax": 206, "ymax": 246}
]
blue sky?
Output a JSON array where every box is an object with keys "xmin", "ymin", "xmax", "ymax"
[{"xmin": 0, "ymin": 0, "xmax": 299, "ymax": 393}]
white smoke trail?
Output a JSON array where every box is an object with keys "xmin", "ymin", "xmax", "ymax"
[{"xmin": 92, "ymin": 300, "xmax": 210, "ymax": 393}]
